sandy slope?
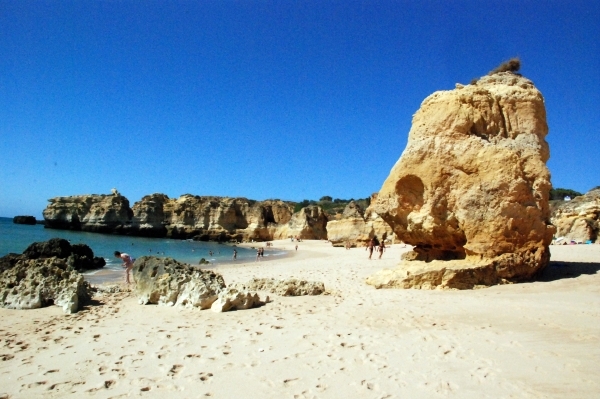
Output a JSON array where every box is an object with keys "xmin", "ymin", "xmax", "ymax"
[{"xmin": 1, "ymin": 241, "xmax": 599, "ymax": 398}]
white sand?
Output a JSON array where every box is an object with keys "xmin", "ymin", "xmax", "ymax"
[{"xmin": 1, "ymin": 241, "xmax": 599, "ymax": 398}]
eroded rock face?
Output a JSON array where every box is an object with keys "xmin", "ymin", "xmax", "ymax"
[
  {"xmin": 0, "ymin": 257, "xmax": 92, "ymax": 313},
  {"xmin": 327, "ymin": 197, "xmax": 395, "ymax": 247},
  {"xmin": 43, "ymin": 193, "xmax": 132, "ymax": 233},
  {"xmin": 132, "ymin": 194, "xmax": 295, "ymax": 241},
  {"xmin": 45, "ymin": 192, "xmax": 305, "ymax": 242},
  {"xmin": 274, "ymin": 205, "xmax": 328, "ymax": 240},
  {"xmin": 133, "ymin": 256, "xmax": 226, "ymax": 308},
  {"xmin": 368, "ymin": 72, "xmax": 555, "ymax": 289},
  {"xmin": 551, "ymin": 188, "xmax": 600, "ymax": 243}
]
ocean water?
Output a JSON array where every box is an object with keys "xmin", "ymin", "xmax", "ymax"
[{"xmin": 0, "ymin": 217, "xmax": 284, "ymax": 273}]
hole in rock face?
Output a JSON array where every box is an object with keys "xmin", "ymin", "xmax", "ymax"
[
  {"xmin": 395, "ymin": 175, "xmax": 425, "ymax": 209},
  {"xmin": 150, "ymin": 266, "xmax": 158, "ymax": 278}
]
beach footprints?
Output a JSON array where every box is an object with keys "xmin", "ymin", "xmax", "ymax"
[{"xmin": 168, "ymin": 364, "xmax": 184, "ymax": 377}]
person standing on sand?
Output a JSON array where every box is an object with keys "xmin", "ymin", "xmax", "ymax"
[
  {"xmin": 378, "ymin": 240, "xmax": 386, "ymax": 259},
  {"xmin": 114, "ymin": 251, "xmax": 134, "ymax": 284},
  {"xmin": 366, "ymin": 239, "xmax": 375, "ymax": 259}
]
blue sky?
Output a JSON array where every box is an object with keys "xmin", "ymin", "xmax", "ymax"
[{"xmin": 1, "ymin": 1, "xmax": 598, "ymax": 218}]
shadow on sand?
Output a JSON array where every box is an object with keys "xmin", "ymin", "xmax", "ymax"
[{"xmin": 537, "ymin": 261, "xmax": 600, "ymax": 282}]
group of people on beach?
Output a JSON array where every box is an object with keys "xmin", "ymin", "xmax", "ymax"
[{"xmin": 366, "ymin": 238, "xmax": 386, "ymax": 259}]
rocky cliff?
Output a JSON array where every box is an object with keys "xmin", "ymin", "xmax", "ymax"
[
  {"xmin": 273, "ymin": 205, "xmax": 329, "ymax": 240},
  {"xmin": 367, "ymin": 71, "xmax": 555, "ymax": 289},
  {"xmin": 327, "ymin": 197, "xmax": 395, "ymax": 247},
  {"xmin": 43, "ymin": 193, "xmax": 133, "ymax": 233},
  {"xmin": 551, "ymin": 188, "xmax": 600, "ymax": 243},
  {"xmin": 44, "ymin": 192, "xmax": 331, "ymax": 242}
]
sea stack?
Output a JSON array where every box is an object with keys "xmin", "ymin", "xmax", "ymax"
[{"xmin": 367, "ymin": 70, "xmax": 556, "ymax": 289}]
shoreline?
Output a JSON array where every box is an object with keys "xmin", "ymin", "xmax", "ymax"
[
  {"xmin": 1, "ymin": 242, "xmax": 599, "ymax": 398},
  {"xmin": 84, "ymin": 241, "xmax": 298, "ymax": 285}
]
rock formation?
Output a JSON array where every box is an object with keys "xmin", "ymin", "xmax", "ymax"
[
  {"xmin": 45, "ymin": 192, "xmax": 326, "ymax": 242},
  {"xmin": 134, "ymin": 256, "xmax": 226, "ymax": 308},
  {"xmin": 327, "ymin": 197, "xmax": 395, "ymax": 247},
  {"xmin": 234, "ymin": 278, "xmax": 326, "ymax": 296},
  {"xmin": 13, "ymin": 216, "xmax": 36, "ymax": 225},
  {"xmin": 367, "ymin": 72, "xmax": 555, "ymax": 289},
  {"xmin": 0, "ymin": 244, "xmax": 93, "ymax": 313},
  {"xmin": 131, "ymin": 194, "xmax": 296, "ymax": 241},
  {"xmin": 24, "ymin": 238, "xmax": 105, "ymax": 271},
  {"xmin": 551, "ymin": 188, "xmax": 600, "ymax": 243},
  {"xmin": 210, "ymin": 288, "xmax": 264, "ymax": 313},
  {"xmin": 133, "ymin": 256, "xmax": 267, "ymax": 312},
  {"xmin": 43, "ymin": 194, "xmax": 133, "ymax": 233},
  {"xmin": 273, "ymin": 205, "xmax": 328, "ymax": 240}
]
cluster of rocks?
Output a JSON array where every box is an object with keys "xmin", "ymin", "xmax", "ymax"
[
  {"xmin": 550, "ymin": 188, "xmax": 599, "ymax": 243},
  {"xmin": 132, "ymin": 256, "xmax": 326, "ymax": 312},
  {"xmin": 0, "ymin": 238, "xmax": 100, "ymax": 313},
  {"xmin": 367, "ymin": 72, "xmax": 556, "ymax": 290}
]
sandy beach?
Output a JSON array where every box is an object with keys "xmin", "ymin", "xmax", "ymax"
[{"xmin": 1, "ymin": 241, "xmax": 599, "ymax": 398}]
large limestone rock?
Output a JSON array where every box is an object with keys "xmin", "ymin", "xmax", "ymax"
[
  {"xmin": 327, "ymin": 197, "xmax": 395, "ymax": 247},
  {"xmin": 0, "ymin": 256, "xmax": 92, "ymax": 313},
  {"xmin": 367, "ymin": 72, "xmax": 555, "ymax": 289},
  {"xmin": 551, "ymin": 188, "xmax": 600, "ymax": 243},
  {"xmin": 133, "ymin": 256, "xmax": 226, "ymax": 308},
  {"xmin": 43, "ymin": 193, "xmax": 132, "ymax": 233},
  {"xmin": 274, "ymin": 205, "xmax": 329, "ymax": 240}
]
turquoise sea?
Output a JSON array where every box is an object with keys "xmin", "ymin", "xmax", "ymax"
[{"xmin": 0, "ymin": 217, "xmax": 284, "ymax": 274}]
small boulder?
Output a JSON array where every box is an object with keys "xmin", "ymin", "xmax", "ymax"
[{"xmin": 210, "ymin": 288, "xmax": 264, "ymax": 313}]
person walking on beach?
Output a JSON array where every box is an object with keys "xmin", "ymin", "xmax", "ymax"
[
  {"xmin": 114, "ymin": 251, "xmax": 134, "ymax": 284},
  {"xmin": 378, "ymin": 240, "xmax": 386, "ymax": 259},
  {"xmin": 366, "ymin": 239, "xmax": 375, "ymax": 259},
  {"xmin": 232, "ymin": 249, "xmax": 237, "ymax": 260}
]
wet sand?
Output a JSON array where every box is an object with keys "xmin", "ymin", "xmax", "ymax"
[{"xmin": 1, "ymin": 241, "xmax": 599, "ymax": 398}]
